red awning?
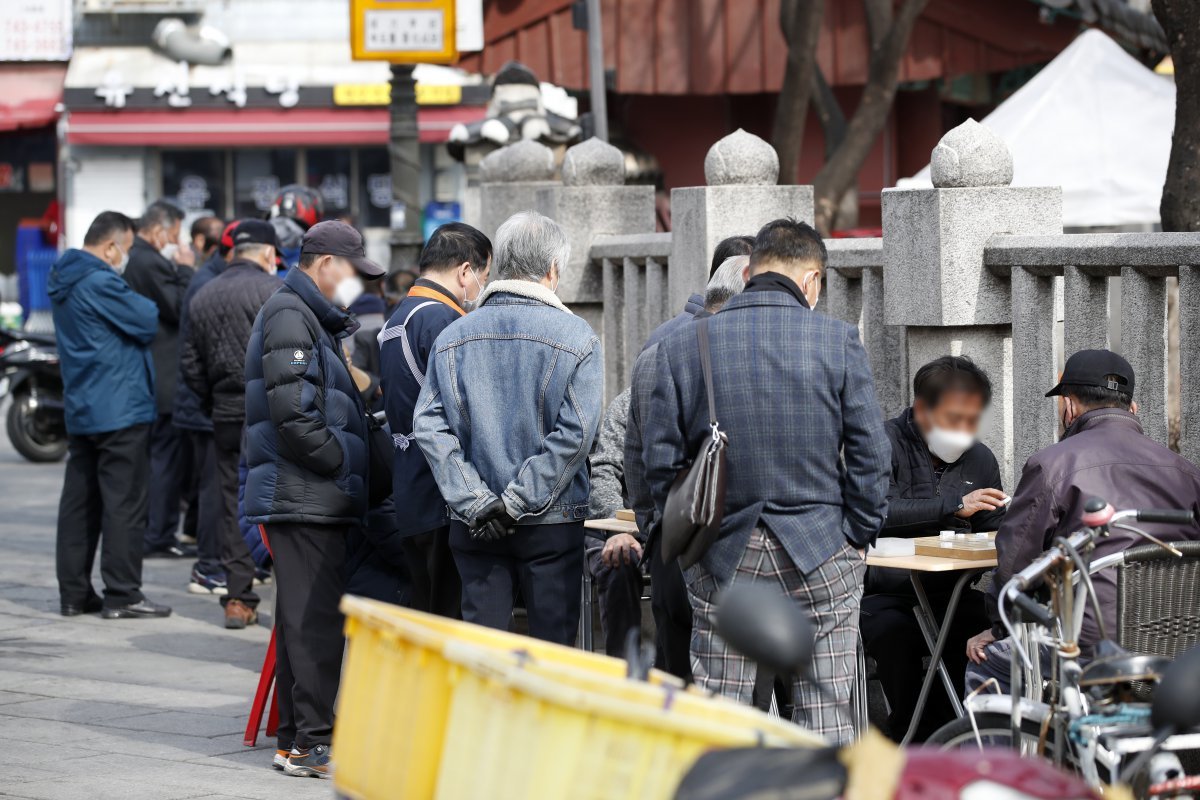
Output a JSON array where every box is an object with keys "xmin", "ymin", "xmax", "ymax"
[
  {"xmin": 66, "ymin": 106, "xmax": 486, "ymax": 147},
  {"xmin": 0, "ymin": 64, "xmax": 66, "ymax": 132}
]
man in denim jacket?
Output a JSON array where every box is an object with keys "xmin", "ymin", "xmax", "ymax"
[{"xmin": 413, "ymin": 211, "xmax": 603, "ymax": 645}]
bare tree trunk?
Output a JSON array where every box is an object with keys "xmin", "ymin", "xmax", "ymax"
[
  {"xmin": 811, "ymin": 0, "xmax": 930, "ymax": 232},
  {"xmin": 772, "ymin": 0, "xmax": 826, "ymax": 184},
  {"xmin": 1153, "ymin": 0, "xmax": 1200, "ymax": 232}
]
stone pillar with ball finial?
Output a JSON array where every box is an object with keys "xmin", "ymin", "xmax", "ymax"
[
  {"xmin": 668, "ymin": 129, "xmax": 814, "ymax": 315},
  {"xmin": 882, "ymin": 118, "xmax": 1063, "ymax": 484}
]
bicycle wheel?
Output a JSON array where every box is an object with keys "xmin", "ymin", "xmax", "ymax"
[{"xmin": 926, "ymin": 712, "xmax": 1057, "ymax": 754}]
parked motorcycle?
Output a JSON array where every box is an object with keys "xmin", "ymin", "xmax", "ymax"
[{"xmin": 0, "ymin": 328, "xmax": 66, "ymax": 462}]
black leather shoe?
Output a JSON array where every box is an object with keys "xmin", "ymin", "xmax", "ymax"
[
  {"xmin": 61, "ymin": 596, "xmax": 103, "ymax": 617},
  {"xmin": 101, "ymin": 599, "xmax": 172, "ymax": 619}
]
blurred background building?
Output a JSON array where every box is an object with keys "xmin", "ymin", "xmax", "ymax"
[{"xmin": 0, "ymin": 0, "xmax": 1175, "ymax": 318}]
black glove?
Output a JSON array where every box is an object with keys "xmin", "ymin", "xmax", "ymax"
[{"xmin": 470, "ymin": 499, "xmax": 517, "ymax": 542}]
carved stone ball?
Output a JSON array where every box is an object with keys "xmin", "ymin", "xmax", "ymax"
[
  {"xmin": 930, "ymin": 119, "xmax": 1013, "ymax": 188},
  {"xmin": 704, "ymin": 128, "xmax": 779, "ymax": 186},
  {"xmin": 480, "ymin": 139, "xmax": 556, "ymax": 183},
  {"xmin": 561, "ymin": 137, "xmax": 625, "ymax": 186}
]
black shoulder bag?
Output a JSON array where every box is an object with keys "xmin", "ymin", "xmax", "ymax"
[{"xmin": 660, "ymin": 317, "xmax": 729, "ymax": 569}]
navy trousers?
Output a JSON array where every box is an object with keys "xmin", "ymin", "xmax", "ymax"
[{"xmin": 450, "ymin": 520, "xmax": 584, "ymax": 646}]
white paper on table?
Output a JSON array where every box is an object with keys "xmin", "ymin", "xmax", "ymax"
[{"xmin": 867, "ymin": 538, "xmax": 916, "ymax": 558}]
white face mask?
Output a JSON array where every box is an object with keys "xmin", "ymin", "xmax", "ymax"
[
  {"xmin": 112, "ymin": 243, "xmax": 130, "ymax": 276},
  {"xmin": 926, "ymin": 426, "xmax": 974, "ymax": 464},
  {"xmin": 462, "ymin": 268, "xmax": 485, "ymax": 312},
  {"xmin": 160, "ymin": 242, "xmax": 179, "ymax": 262},
  {"xmin": 333, "ymin": 275, "xmax": 364, "ymax": 308},
  {"xmin": 802, "ymin": 270, "xmax": 820, "ymax": 310}
]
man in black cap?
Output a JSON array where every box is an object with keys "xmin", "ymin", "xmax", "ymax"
[
  {"xmin": 242, "ymin": 220, "xmax": 384, "ymax": 778},
  {"xmin": 180, "ymin": 219, "xmax": 282, "ymax": 630},
  {"xmin": 965, "ymin": 349, "xmax": 1200, "ymax": 692}
]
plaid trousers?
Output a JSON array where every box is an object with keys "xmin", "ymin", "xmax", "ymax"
[{"xmin": 685, "ymin": 527, "xmax": 865, "ymax": 744}]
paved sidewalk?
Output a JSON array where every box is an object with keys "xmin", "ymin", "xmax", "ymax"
[{"xmin": 0, "ymin": 428, "xmax": 330, "ymax": 800}]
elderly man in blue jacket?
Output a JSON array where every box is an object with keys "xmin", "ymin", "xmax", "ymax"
[
  {"xmin": 642, "ymin": 218, "xmax": 890, "ymax": 743},
  {"xmin": 413, "ymin": 210, "xmax": 603, "ymax": 646},
  {"xmin": 49, "ymin": 211, "xmax": 171, "ymax": 620}
]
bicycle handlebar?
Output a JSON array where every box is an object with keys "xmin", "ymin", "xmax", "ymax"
[
  {"xmin": 1134, "ymin": 509, "xmax": 1196, "ymax": 525},
  {"xmin": 1009, "ymin": 590, "xmax": 1055, "ymax": 628}
]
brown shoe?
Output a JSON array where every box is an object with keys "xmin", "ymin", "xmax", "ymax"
[{"xmin": 224, "ymin": 599, "xmax": 258, "ymax": 630}]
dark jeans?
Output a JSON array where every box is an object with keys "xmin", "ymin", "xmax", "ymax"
[
  {"xmin": 213, "ymin": 421, "xmax": 257, "ymax": 608},
  {"xmin": 143, "ymin": 413, "xmax": 185, "ymax": 553},
  {"xmin": 266, "ymin": 522, "xmax": 346, "ymax": 751},
  {"xmin": 584, "ymin": 535, "xmax": 642, "ymax": 657},
  {"xmin": 450, "ymin": 520, "xmax": 584, "ymax": 646},
  {"xmin": 860, "ymin": 588, "xmax": 990, "ymax": 742},
  {"xmin": 189, "ymin": 430, "xmax": 222, "ymax": 576},
  {"xmin": 400, "ymin": 525, "xmax": 461, "ymax": 618},
  {"xmin": 57, "ymin": 424, "xmax": 150, "ymax": 609},
  {"xmin": 180, "ymin": 430, "xmax": 198, "ymax": 541},
  {"xmin": 647, "ymin": 536, "xmax": 693, "ymax": 681}
]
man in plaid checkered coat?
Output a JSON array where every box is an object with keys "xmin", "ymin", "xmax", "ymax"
[{"xmin": 642, "ymin": 218, "xmax": 890, "ymax": 743}]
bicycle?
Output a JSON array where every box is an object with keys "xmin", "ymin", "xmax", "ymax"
[{"xmin": 925, "ymin": 498, "xmax": 1200, "ymax": 796}]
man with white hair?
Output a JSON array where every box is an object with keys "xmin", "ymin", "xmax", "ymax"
[{"xmin": 413, "ymin": 210, "xmax": 603, "ymax": 644}]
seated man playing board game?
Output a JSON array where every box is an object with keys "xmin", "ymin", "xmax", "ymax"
[
  {"xmin": 861, "ymin": 356, "xmax": 1008, "ymax": 741},
  {"xmin": 967, "ymin": 350, "xmax": 1200, "ymax": 694}
]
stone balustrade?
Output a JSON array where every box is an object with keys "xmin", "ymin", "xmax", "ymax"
[
  {"xmin": 478, "ymin": 121, "xmax": 1200, "ymax": 484},
  {"xmin": 591, "ymin": 232, "xmax": 673, "ymax": 400}
]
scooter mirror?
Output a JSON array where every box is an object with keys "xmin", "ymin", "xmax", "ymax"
[
  {"xmin": 1151, "ymin": 643, "xmax": 1200, "ymax": 732},
  {"xmin": 715, "ymin": 583, "xmax": 814, "ymax": 676}
]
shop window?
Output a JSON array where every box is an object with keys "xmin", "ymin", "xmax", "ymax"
[
  {"xmin": 306, "ymin": 148, "xmax": 353, "ymax": 220},
  {"xmin": 234, "ymin": 149, "xmax": 297, "ymax": 218},
  {"xmin": 357, "ymin": 147, "xmax": 392, "ymax": 229},
  {"xmin": 161, "ymin": 150, "xmax": 226, "ymax": 217}
]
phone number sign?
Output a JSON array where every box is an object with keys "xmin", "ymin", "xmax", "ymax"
[{"xmin": 351, "ymin": 0, "xmax": 457, "ymax": 64}]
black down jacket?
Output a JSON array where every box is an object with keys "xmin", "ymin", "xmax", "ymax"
[
  {"xmin": 173, "ymin": 251, "xmax": 227, "ymax": 432},
  {"xmin": 243, "ymin": 267, "xmax": 369, "ymax": 526},
  {"xmin": 180, "ymin": 259, "xmax": 281, "ymax": 425},
  {"xmin": 124, "ymin": 237, "xmax": 193, "ymax": 414},
  {"xmin": 869, "ymin": 407, "xmax": 1007, "ymax": 596}
]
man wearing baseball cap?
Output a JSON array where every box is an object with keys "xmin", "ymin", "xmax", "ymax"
[
  {"xmin": 181, "ymin": 219, "xmax": 282, "ymax": 630},
  {"xmin": 966, "ymin": 349, "xmax": 1200, "ymax": 692},
  {"xmin": 242, "ymin": 220, "xmax": 383, "ymax": 778}
]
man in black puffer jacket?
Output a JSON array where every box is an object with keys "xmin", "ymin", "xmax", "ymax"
[
  {"xmin": 181, "ymin": 220, "xmax": 282, "ymax": 631},
  {"xmin": 243, "ymin": 220, "xmax": 384, "ymax": 779},
  {"xmin": 861, "ymin": 356, "xmax": 1007, "ymax": 741}
]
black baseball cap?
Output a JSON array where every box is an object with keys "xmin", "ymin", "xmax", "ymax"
[
  {"xmin": 231, "ymin": 219, "xmax": 278, "ymax": 248},
  {"xmin": 1045, "ymin": 349, "xmax": 1135, "ymax": 398},
  {"xmin": 300, "ymin": 220, "xmax": 385, "ymax": 278}
]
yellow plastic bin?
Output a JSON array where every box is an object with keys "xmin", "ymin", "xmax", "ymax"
[
  {"xmin": 433, "ymin": 644, "xmax": 823, "ymax": 800},
  {"xmin": 334, "ymin": 596, "xmax": 824, "ymax": 800}
]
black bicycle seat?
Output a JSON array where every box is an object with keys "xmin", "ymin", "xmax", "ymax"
[
  {"xmin": 1080, "ymin": 643, "xmax": 1170, "ymax": 687},
  {"xmin": 674, "ymin": 747, "xmax": 846, "ymax": 800}
]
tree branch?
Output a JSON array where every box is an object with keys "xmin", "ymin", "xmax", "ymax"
[
  {"xmin": 811, "ymin": 0, "xmax": 930, "ymax": 231},
  {"xmin": 772, "ymin": 0, "xmax": 826, "ymax": 184},
  {"xmin": 811, "ymin": 65, "xmax": 846, "ymax": 160}
]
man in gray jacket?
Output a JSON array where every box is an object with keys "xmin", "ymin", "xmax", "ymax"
[
  {"xmin": 413, "ymin": 211, "xmax": 603, "ymax": 645},
  {"xmin": 642, "ymin": 220, "xmax": 889, "ymax": 742}
]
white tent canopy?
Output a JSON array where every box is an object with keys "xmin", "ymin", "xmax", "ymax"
[{"xmin": 899, "ymin": 29, "xmax": 1175, "ymax": 228}]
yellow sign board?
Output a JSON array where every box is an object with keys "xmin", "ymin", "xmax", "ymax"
[
  {"xmin": 333, "ymin": 83, "xmax": 464, "ymax": 106},
  {"xmin": 350, "ymin": 0, "xmax": 458, "ymax": 64}
]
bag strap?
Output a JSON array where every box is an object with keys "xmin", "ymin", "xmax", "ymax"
[
  {"xmin": 697, "ymin": 317, "xmax": 718, "ymax": 428},
  {"xmin": 378, "ymin": 300, "xmax": 440, "ymax": 388}
]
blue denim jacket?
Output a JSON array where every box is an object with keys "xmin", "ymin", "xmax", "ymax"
[{"xmin": 412, "ymin": 279, "xmax": 603, "ymax": 526}]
